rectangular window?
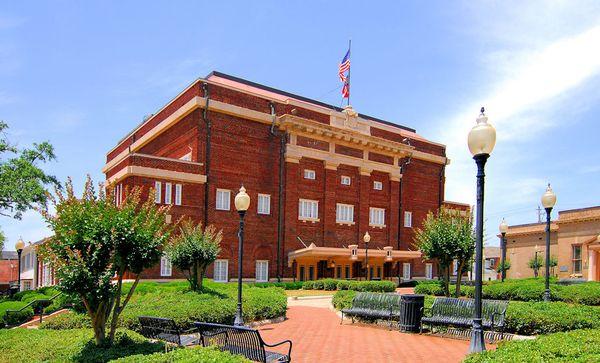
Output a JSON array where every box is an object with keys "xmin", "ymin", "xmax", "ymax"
[
  {"xmin": 43, "ymin": 264, "xmax": 52, "ymax": 286},
  {"xmin": 573, "ymin": 245, "xmax": 582, "ymax": 274},
  {"xmin": 23, "ymin": 281, "xmax": 32, "ymax": 291},
  {"xmin": 345, "ymin": 265, "xmax": 350, "ymax": 279},
  {"xmin": 299, "ymin": 199, "xmax": 319, "ymax": 220},
  {"xmin": 303, "ymin": 169, "xmax": 316, "ymax": 180},
  {"xmin": 336, "ymin": 266, "xmax": 342, "ymax": 279},
  {"xmin": 214, "ymin": 260, "xmax": 229, "ymax": 282},
  {"xmin": 373, "ymin": 181, "xmax": 383, "ymax": 190},
  {"xmin": 403, "ymin": 263, "xmax": 411, "ymax": 280},
  {"xmin": 257, "ymin": 194, "xmax": 271, "ymax": 215},
  {"xmin": 453, "ymin": 259, "xmax": 458, "ymax": 275},
  {"xmin": 308, "ymin": 266, "xmax": 315, "ymax": 280},
  {"xmin": 404, "ymin": 211, "xmax": 412, "ymax": 228},
  {"xmin": 165, "ymin": 183, "xmax": 172, "ymax": 205},
  {"xmin": 341, "ymin": 175, "xmax": 351, "ymax": 185},
  {"xmin": 256, "ymin": 260, "xmax": 269, "ymax": 282},
  {"xmin": 425, "ymin": 263, "xmax": 433, "ymax": 279},
  {"xmin": 154, "ymin": 181, "xmax": 161, "ymax": 204},
  {"xmin": 376, "ymin": 266, "xmax": 381, "ymax": 278},
  {"xmin": 160, "ymin": 255, "xmax": 172, "ymax": 277},
  {"xmin": 216, "ymin": 189, "xmax": 231, "ymax": 211},
  {"xmin": 336, "ymin": 203, "xmax": 354, "ymax": 223},
  {"xmin": 299, "ymin": 266, "xmax": 305, "ymax": 281},
  {"xmin": 369, "ymin": 207, "xmax": 386, "ymax": 226},
  {"xmin": 175, "ymin": 184, "xmax": 182, "ymax": 206}
]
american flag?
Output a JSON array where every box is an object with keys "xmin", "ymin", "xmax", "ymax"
[
  {"xmin": 339, "ymin": 48, "xmax": 350, "ymax": 82},
  {"xmin": 339, "ymin": 48, "xmax": 350, "ymax": 98}
]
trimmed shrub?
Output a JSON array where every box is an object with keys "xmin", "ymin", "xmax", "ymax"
[
  {"xmin": 302, "ymin": 281, "xmax": 314, "ymax": 290},
  {"xmin": 322, "ymin": 279, "xmax": 338, "ymax": 291},
  {"xmin": 555, "ymin": 282, "xmax": 600, "ymax": 305},
  {"xmin": 464, "ymin": 329, "xmax": 600, "ymax": 362},
  {"xmin": 0, "ymin": 328, "xmax": 164, "ymax": 363},
  {"xmin": 312, "ymin": 280, "xmax": 325, "ymax": 290},
  {"xmin": 41, "ymin": 311, "xmax": 91, "ymax": 330},
  {"xmin": 332, "ymin": 290, "xmax": 357, "ymax": 310},
  {"xmin": 336, "ymin": 280, "xmax": 351, "ymax": 290},
  {"xmin": 414, "ymin": 281, "xmax": 444, "ymax": 296},
  {"xmin": 0, "ymin": 301, "xmax": 32, "ymax": 327},
  {"xmin": 251, "ymin": 281, "xmax": 303, "ymax": 290},
  {"xmin": 113, "ymin": 346, "xmax": 250, "ymax": 362},
  {"xmin": 349, "ymin": 280, "xmax": 396, "ymax": 293},
  {"xmin": 504, "ymin": 301, "xmax": 600, "ymax": 335}
]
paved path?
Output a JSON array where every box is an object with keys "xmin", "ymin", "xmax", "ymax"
[{"xmin": 258, "ymin": 297, "xmax": 472, "ymax": 363}]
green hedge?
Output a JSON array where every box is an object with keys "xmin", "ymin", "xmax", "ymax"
[
  {"xmin": 0, "ymin": 301, "xmax": 32, "ymax": 327},
  {"xmin": 0, "ymin": 328, "xmax": 164, "ymax": 363},
  {"xmin": 0, "ymin": 286, "xmax": 74, "ymax": 328},
  {"xmin": 464, "ymin": 329, "xmax": 600, "ymax": 362},
  {"xmin": 332, "ymin": 290, "xmax": 356, "ymax": 310},
  {"xmin": 303, "ymin": 279, "xmax": 395, "ymax": 293},
  {"xmin": 113, "ymin": 346, "xmax": 250, "ymax": 363},
  {"xmin": 42, "ymin": 281, "xmax": 286, "ymax": 332},
  {"xmin": 250, "ymin": 281, "xmax": 303, "ymax": 290},
  {"xmin": 504, "ymin": 301, "xmax": 600, "ymax": 335},
  {"xmin": 415, "ymin": 279, "xmax": 600, "ymax": 305}
]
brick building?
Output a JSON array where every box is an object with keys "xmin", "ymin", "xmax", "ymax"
[
  {"xmin": 103, "ymin": 71, "xmax": 465, "ymax": 283},
  {"xmin": 0, "ymin": 251, "xmax": 19, "ymax": 292}
]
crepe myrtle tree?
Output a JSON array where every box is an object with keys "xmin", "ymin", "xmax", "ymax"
[
  {"xmin": 37, "ymin": 176, "xmax": 172, "ymax": 346},
  {"xmin": 414, "ymin": 208, "xmax": 474, "ymax": 297},
  {"xmin": 166, "ymin": 220, "xmax": 222, "ymax": 291}
]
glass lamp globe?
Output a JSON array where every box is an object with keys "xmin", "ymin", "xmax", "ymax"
[
  {"xmin": 15, "ymin": 237, "xmax": 25, "ymax": 251},
  {"xmin": 541, "ymin": 184, "xmax": 557, "ymax": 209},
  {"xmin": 467, "ymin": 107, "xmax": 497, "ymax": 156},
  {"xmin": 499, "ymin": 218, "xmax": 508, "ymax": 234},
  {"xmin": 234, "ymin": 186, "xmax": 250, "ymax": 212},
  {"xmin": 363, "ymin": 231, "xmax": 371, "ymax": 243}
]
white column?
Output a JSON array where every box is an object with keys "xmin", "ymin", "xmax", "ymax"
[{"xmin": 589, "ymin": 250, "xmax": 597, "ymax": 281}]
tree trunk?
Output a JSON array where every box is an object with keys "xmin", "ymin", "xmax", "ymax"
[
  {"xmin": 191, "ymin": 263, "xmax": 198, "ymax": 291},
  {"xmin": 198, "ymin": 265, "xmax": 206, "ymax": 291},
  {"xmin": 92, "ymin": 315, "xmax": 107, "ymax": 346},
  {"xmin": 455, "ymin": 260, "xmax": 465, "ymax": 297},
  {"xmin": 108, "ymin": 274, "xmax": 140, "ymax": 344}
]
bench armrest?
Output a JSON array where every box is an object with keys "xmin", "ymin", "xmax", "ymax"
[
  {"xmin": 181, "ymin": 327, "xmax": 199, "ymax": 334},
  {"xmin": 263, "ymin": 339, "xmax": 293, "ymax": 358}
]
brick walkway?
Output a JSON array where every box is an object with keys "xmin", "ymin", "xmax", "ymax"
[{"xmin": 258, "ymin": 300, "xmax": 472, "ymax": 362}]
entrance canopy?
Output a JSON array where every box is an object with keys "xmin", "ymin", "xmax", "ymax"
[{"xmin": 287, "ymin": 243, "xmax": 421, "ymax": 267}]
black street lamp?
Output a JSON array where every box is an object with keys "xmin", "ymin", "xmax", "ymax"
[
  {"xmin": 363, "ymin": 232, "xmax": 370, "ymax": 280},
  {"xmin": 534, "ymin": 245, "xmax": 540, "ymax": 278},
  {"xmin": 499, "ymin": 219, "xmax": 508, "ymax": 282},
  {"xmin": 234, "ymin": 186, "xmax": 250, "ymax": 326},
  {"xmin": 15, "ymin": 237, "xmax": 25, "ymax": 292},
  {"xmin": 541, "ymin": 184, "xmax": 556, "ymax": 302},
  {"xmin": 467, "ymin": 107, "xmax": 496, "ymax": 353}
]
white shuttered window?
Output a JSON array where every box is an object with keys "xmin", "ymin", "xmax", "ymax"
[
  {"xmin": 336, "ymin": 204, "xmax": 354, "ymax": 223},
  {"xmin": 257, "ymin": 194, "xmax": 271, "ymax": 215},
  {"xmin": 369, "ymin": 208, "xmax": 385, "ymax": 226},
  {"xmin": 256, "ymin": 261, "xmax": 269, "ymax": 282},
  {"xmin": 299, "ymin": 199, "xmax": 319, "ymax": 220},
  {"xmin": 216, "ymin": 189, "xmax": 231, "ymax": 210},
  {"xmin": 214, "ymin": 260, "xmax": 229, "ymax": 282}
]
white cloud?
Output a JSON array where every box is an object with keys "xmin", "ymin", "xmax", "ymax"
[{"xmin": 440, "ymin": 24, "xmax": 600, "ymax": 206}]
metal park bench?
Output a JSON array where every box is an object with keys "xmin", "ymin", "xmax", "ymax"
[
  {"xmin": 340, "ymin": 292, "xmax": 401, "ymax": 328},
  {"xmin": 195, "ymin": 322, "xmax": 292, "ymax": 363},
  {"xmin": 138, "ymin": 316, "xmax": 199, "ymax": 347},
  {"xmin": 420, "ymin": 297, "xmax": 508, "ymax": 338}
]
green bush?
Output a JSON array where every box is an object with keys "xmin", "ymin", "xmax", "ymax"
[
  {"xmin": 0, "ymin": 328, "xmax": 164, "ymax": 363},
  {"xmin": 504, "ymin": 301, "xmax": 600, "ymax": 335},
  {"xmin": 349, "ymin": 280, "xmax": 396, "ymax": 293},
  {"xmin": 464, "ymin": 329, "xmax": 600, "ymax": 362},
  {"xmin": 302, "ymin": 281, "xmax": 314, "ymax": 290},
  {"xmin": 0, "ymin": 301, "xmax": 32, "ymax": 327},
  {"xmin": 321, "ymin": 279, "xmax": 338, "ymax": 290},
  {"xmin": 113, "ymin": 346, "xmax": 250, "ymax": 362},
  {"xmin": 41, "ymin": 311, "xmax": 91, "ymax": 330},
  {"xmin": 332, "ymin": 290, "xmax": 357, "ymax": 310},
  {"xmin": 336, "ymin": 280, "xmax": 351, "ymax": 290},
  {"xmin": 251, "ymin": 281, "xmax": 303, "ymax": 290},
  {"xmin": 414, "ymin": 281, "xmax": 444, "ymax": 295},
  {"xmin": 555, "ymin": 282, "xmax": 600, "ymax": 305},
  {"xmin": 312, "ymin": 280, "xmax": 324, "ymax": 290}
]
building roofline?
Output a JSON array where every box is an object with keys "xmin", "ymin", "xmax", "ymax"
[
  {"xmin": 206, "ymin": 71, "xmax": 417, "ymax": 133},
  {"xmin": 559, "ymin": 205, "xmax": 600, "ymax": 214}
]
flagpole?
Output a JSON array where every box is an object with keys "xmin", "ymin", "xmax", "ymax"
[{"xmin": 347, "ymin": 39, "xmax": 351, "ymax": 106}]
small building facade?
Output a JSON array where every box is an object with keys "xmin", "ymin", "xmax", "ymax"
[
  {"xmin": 104, "ymin": 71, "xmax": 465, "ymax": 283},
  {"xmin": 0, "ymin": 251, "xmax": 19, "ymax": 292},
  {"xmin": 502, "ymin": 206, "xmax": 600, "ymax": 281}
]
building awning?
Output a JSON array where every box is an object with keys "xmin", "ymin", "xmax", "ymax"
[{"xmin": 287, "ymin": 243, "xmax": 421, "ymax": 267}]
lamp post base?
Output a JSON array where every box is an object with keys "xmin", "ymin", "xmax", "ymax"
[
  {"xmin": 469, "ymin": 319, "xmax": 486, "ymax": 353},
  {"xmin": 234, "ymin": 303, "xmax": 244, "ymax": 326},
  {"xmin": 543, "ymin": 289, "xmax": 551, "ymax": 302}
]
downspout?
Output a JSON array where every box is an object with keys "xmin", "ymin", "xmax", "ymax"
[
  {"xmin": 269, "ymin": 102, "xmax": 285, "ymax": 282},
  {"xmin": 397, "ymin": 139, "xmax": 411, "ymax": 286},
  {"xmin": 202, "ymin": 83, "xmax": 211, "ymax": 226}
]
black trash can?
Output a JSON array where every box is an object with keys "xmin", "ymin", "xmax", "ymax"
[{"xmin": 399, "ymin": 294, "xmax": 424, "ymax": 332}]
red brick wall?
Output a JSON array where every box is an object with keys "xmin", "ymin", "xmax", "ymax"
[{"xmin": 0, "ymin": 259, "xmax": 18, "ymax": 285}]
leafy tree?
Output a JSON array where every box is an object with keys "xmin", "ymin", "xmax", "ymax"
[
  {"xmin": 0, "ymin": 121, "xmax": 59, "ymax": 219},
  {"xmin": 414, "ymin": 208, "xmax": 474, "ymax": 297},
  {"xmin": 166, "ymin": 220, "xmax": 222, "ymax": 291},
  {"xmin": 496, "ymin": 260, "xmax": 511, "ymax": 274},
  {"xmin": 528, "ymin": 255, "xmax": 544, "ymax": 277},
  {"xmin": 37, "ymin": 177, "xmax": 172, "ymax": 346},
  {"xmin": 0, "ymin": 230, "xmax": 4, "ymax": 251}
]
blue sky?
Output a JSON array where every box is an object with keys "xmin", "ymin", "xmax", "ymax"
[{"xmin": 1, "ymin": 1, "xmax": 599, "ymax": 249}]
